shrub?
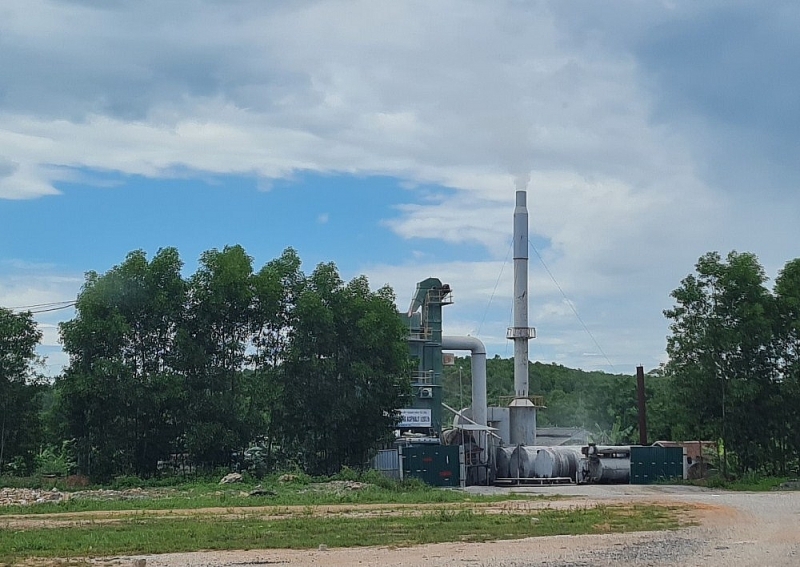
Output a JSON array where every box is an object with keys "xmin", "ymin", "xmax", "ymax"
[{"xmin": 34, "ymin": 443, "xmax": 76, "ymax": 477}]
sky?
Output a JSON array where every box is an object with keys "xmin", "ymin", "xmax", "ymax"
[{"xmin": 2, "ymin": 0, "xmax": 800, "ymax": 377}]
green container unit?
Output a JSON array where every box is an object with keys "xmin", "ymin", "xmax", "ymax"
[
  {"xmin": 402, "ymin": 444, "xmax": 461, "ymax": 487},
  {"xmin": 630, "ymin": 446, "xmax": 684, "ymax": 484}
]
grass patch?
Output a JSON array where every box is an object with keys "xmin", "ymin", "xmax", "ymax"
[
  {"xmin": 701, "ymin": 475, "xmax": 789, "ymax": 491},
  {"xmin": 0, "ymin": 504, "xmax": 683, "ymax": 563}
]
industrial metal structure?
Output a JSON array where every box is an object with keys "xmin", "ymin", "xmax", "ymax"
[
  {"xmin": 401, "ymin": 277, "xmax": 452, "ymax": 440},
  {"xmin": 375, "ymin": 189, "xmax": 688, "ymax": 488}
]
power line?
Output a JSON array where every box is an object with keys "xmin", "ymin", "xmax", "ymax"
[
  {"xmin": 9, "ymin": 300, "xmax": 75, "ymax": 309},
  {"xmin": 27, "ymin": 303, "xmax": 77, "ymax": 314},
  {"xmin": 477, "ymin": 239, "xmax": 512, "ymax": 337},
  {"xmin": 7, "ymin": 301, "xmax": 76, "ymax": 314},
  {"xmin": 529, "ymin": 239, "xmax": 617, "ymax": 373}
]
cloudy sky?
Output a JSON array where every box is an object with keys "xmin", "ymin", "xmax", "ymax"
[{"xmin": 2, "ymin": 0, "xmax": 799, "ymax": 377}]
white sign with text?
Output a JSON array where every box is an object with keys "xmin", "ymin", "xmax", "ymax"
[{"xmin": 398, "ymin": 408, "xmax": 432, "ymax": 428}]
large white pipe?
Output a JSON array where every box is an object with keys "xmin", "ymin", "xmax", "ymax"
[{"xmin": 442, "ymin": 335, "xmax": 486, "ymax": 427}]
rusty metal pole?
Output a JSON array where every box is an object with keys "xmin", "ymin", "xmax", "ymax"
[{"xmin": 636, "ymin": 365, "xmax": 648, "ymax": 446}]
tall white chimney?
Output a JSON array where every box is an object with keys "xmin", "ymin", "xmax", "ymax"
[{"xmin": 508, "ymin": 190, "xmax": 537, "ymax": 445}]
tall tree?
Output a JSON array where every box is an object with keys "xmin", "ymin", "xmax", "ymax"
[
  {"xmin": 0, "ymin": 308, "xmax": 43, "ymax": 473},
  {"xmin": 249, "ymin": 248, "xmax": 304, "ymax": 469},
  {"xmin": 178, "ymin": 245, "xmax": 257, "ymax": 467}
]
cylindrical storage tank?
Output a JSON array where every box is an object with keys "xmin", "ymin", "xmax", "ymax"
[
  {"xmin": 509, "ymin": 446, "xmax": 542, "ymax": 479},
  {"xmin": 587, "ymin": 457, "xmax": 630, "ymax": 483},
  {"xmin": 495, "ymin": 447, "xmax": 514, "ymax": 479},
  {"xmin": 533, "ymin": 447, "xmax": 582, "ymax": 479}
]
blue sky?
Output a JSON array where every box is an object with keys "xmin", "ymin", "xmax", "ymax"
[{"xmin": 2, "ymin": 1, "xmax": 800, "ymax": 376}]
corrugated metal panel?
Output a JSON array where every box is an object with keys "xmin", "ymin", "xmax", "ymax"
[
  {"xmin": 373, "ymin": 449, "xmax": 401, "ymax": 480},
  {"xmin": 630, "ymin": 446, "xmax": 684, "ymax": 484},
  {"xmin": 401, "ymin": 445, "xmax": 461, "ymax": 487}
]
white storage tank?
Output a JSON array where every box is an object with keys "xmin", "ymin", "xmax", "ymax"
[
  {"xmin": 509, "ymin": 445, "xmax": 544, "ymax": 478},
  {"xmin": 532, "ymin": 447, "xmax": 582, "ymax": 479}
]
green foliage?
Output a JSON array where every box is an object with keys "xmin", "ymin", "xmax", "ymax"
[
  {"xmin": 701, "ymin": 474, "xmax": 789, "ymax": 491},
  {"xmin": 34, "ymin": 442, "xmax": 76, "ymax": 476},
  {"xmin": 110, "ymin": 475, "xmax": 146, "ymax": 489},
  {"xmin": 271, "ymin": 266, "xmax": 411, "ymax": 476},
  {"xmin": 53, "ymin": 246, "xmax": 409, "ymax": 481},
  {"xmin": 21, "ymin": 241, "xmax": 800, "ymax": 484},
  {"xmin": 57, "ymin": 247, "xmax": 187, "ymax": 478},
  {"xmin": 331, "ymin": 465, "xmax": 360, "ymax": 482},
  {"xmin": 774, "ymin": 258, "xmax": 800, "ymax": 476},
  {"xmin": 0, "ymin": 307, "xmax": 44, "ymax": 474},
  {"xmin": 591, "ymin": 418, "xmax": 634, "ymax": 445},
  {"xmin": 665, "ymin": 251, "xmax": 800, "ymax": 476}
]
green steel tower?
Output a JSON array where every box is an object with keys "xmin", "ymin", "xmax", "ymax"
[{"xmin": 401, "ymin": 278, "xmax": 453, "ymax": 437}]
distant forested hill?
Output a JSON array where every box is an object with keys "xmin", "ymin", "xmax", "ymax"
[{"xmin": 441, "ymin": 356, "xmax": 675, "ymax": 444}]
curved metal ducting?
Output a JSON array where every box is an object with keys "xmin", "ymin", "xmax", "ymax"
[{"xmin": 442, "ymin": 335, "xmax": 486, "ymax": 427}]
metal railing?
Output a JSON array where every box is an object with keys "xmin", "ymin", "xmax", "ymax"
[
  {"xmin": 506, "ymin": 326, "xmax": 536, "ymax": 339},
  {"xmin": 427, "ymin": 288, "xmax": 453, "ymax": 305},
  {"xmin": 411, "ymin": 370, "xmax": 436, "ymax": 385},
  {"xmin": 498, "ymin": 395, "xmax": 546, "ymax": 407},
  {"xmin": 407, "ymin": 327, "xmax": 432, "ymax": 341}
]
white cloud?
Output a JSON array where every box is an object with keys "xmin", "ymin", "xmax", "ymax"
[{"xmin": 1, "ymin": 0, "xmax": 798, "ymax": 371}]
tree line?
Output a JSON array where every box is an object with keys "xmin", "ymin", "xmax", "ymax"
[
  {"xmin": 441, "ymin": 358, "xmax": 674, "ymax": 444},
  {"xmin": 664, "ymin": 251, "xmax": 800, "ymax": 476},
  {"xmin": 3, "ymin": 247, "xmax": 799, "ymax": 480},
  {"xmin": 2, "ymin": 246, "xmax": 410, "ymax": 479}
]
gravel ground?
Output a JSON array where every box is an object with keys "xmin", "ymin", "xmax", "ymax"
[{"xmin": 106, "ymin": 485, "xmax": 799, "ymax": 567}]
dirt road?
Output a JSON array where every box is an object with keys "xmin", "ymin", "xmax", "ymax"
[{"xmin": 113, "ymin": 485, "xmax": 799, "ymax": 567}]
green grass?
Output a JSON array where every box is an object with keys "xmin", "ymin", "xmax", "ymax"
[
  {"xmin": 701, "ymin": 474, "xmax": 790, "ymax": 491},
  {"xmin": 0, "ymin": 504, "xmax": 683, "ymax": 563}
]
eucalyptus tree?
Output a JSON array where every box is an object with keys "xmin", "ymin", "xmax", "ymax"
[
  {"xmin": 0, "ymin": 308, "xmax": 43, "ymax": 473},
  {"xmin": 249, "ymin": 248, "xmax": 303, "ymax": 467},
  {"xmin": 178, "ymin": 245, "xmax": 258, "ymax": 466}
]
